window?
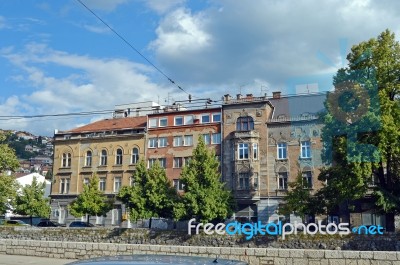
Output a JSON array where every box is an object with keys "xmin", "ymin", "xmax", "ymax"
[
  {"xmin": 60, "ymin": 179, "xmax": 70, "ymax": 194},
  {"xmin": 100, "ymin": 150, "xmax": 107, "ymax": 166},
  {"xmin": 173, "ymin": 136, "xmax": 183, "ymax": 147},
  {"xmin": 203, "ymin": 134, "xmax": 211, "ymax": 145},
  {"xmin": 85, "ymin": 151, "xmax": 92, "ymax": 167},
  {"xmin": 238, "ymin": 143, "xmax": 249, "ymax": 160},
  {"xmin": 184, "ymin": 157, "xmax": 192, "ymax": 166},
  {"xmin": 201, "ymin": 114, "xmax": 210, "ymax": 123},
  {"xmin": 301, "ymin": 141, "xmax": 311, "ymax": 158},
  {"xmin": 278, "ymin": 172, "xmax": 288, "ymax": 190},
  {"xmin": 83, "ymin": 178, "xmax": 89, "ymax": 186},
  {"xmin": 158, "ymin": 137, "xmax": 167, "ymax": 147},
  {"xmin": 277, "ymin": 143, "xmax": 287, "ymax": 159},
  {"xmin": 149, "ymin": 118, "xmax": 158, "ymax": 128},
  {"xmin": 159, "ymin": 158, "xmax": 166, "ymax": 168},
  {"xmin": 212, "ymin": 133, "xmax": 221, "ymax": 144},
  {"xmin": 130, "ymin": 177, "xmax": 135, "ymax": 187},
  {"xmin": 253, "ymin": 173, "xmax": 259, "ymax": 190},
  {"xmin": 253, "ymin": 143, "xmax": 258, "ymax": 160},
  {"xmin": 148, "ymin": 158, "xmax": 157, "ymax": 168},
  {"xmin": 184, "ymin": 135, "xmax": 193, "ymax": 146},
  {"xmin": 238, "ymin": 173, "xmax": 250, "ymax": 190},
  {"xmin": 236, "ymin": 116, "xmax": 254, "ymax": 131},
  {"xmin": 174, "ymin": 116, "xmax": 183, "ymax": 126},
  {"xmin": 173, "ymin": 157, "xmax": 183, "ymax": 168},
  {"xmin": 148, "ymin": 138, "xmax": 158, "ymax": 148},
  {"xmin": 159, "ymin": 117, "xmax": 167, "ymax": 127},
  {"xmin": 62, "ymin": 153, "xmax": 71, "ymax": 167},
  {"xmin": 114, "ymin": 177, "xmax": 122, "ymax": 193},
  {"xmin": 184, "ymin": 115, "xmax": 193, "ymax": 125},
  {"xmin": 131, "ymin": 148, "xmax": 139, "ymax": 164},
  {"xmin": 115, "ymin": 148, "xmax": 123, "ymax": 165},
  {"xmin": 212, "ymin": 113, "xmax": 221, "ymax": 122},
  {"xmin": 302, "ymin": 171, "xmax": 313, "ymax": 188},
  {"xmin": 173, "ymin": 179, "xmax": 185, "ymax": 191},
  {"xmin": 99, "ymin": 178, "xmax": 106, "ymax": 191}
]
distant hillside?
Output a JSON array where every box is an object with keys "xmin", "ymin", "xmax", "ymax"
[{"xmin": 1, "ymin": 130, "xmax": 53, "ymax": 160}]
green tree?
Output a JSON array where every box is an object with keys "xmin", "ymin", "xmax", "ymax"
[
  {"xmin": 69, "ymin": 175, "xmax": 113, "ymax": 224},
  {"xmin": 173, "ymin": 137, "xmax": 234, "ymax": 223},
  {"xmin": 0, "ymin": 132, "xmax": 20, "ymax": 172},
  {"xmin": 0, "ymin": 132, "xmax": 20, "ymax": 215},
  {"xmin": 14, "ymin": 177, "xmax": 50, "ymax": 225},
  {"xmin": 280, "ymin": 170, "xmax": 317, "ymax": 219},
  {"xmin": 318, "ymin": 29, "xmax": 400, "ymax": 229},
  {"xmin": 0, "ymin": 174, "xmax": 19, "ymax": 215},
  {"xmin": 118, "ymin": 160, "xmax": 178, "ymax": 222}
]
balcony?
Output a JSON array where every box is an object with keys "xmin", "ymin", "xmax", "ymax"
[{"xmin": 234, "ymin": 131, "xmax": 259, "ymax": 139}]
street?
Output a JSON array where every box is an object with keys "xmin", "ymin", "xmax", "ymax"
[{"xmin": 0, "ymin": 254, "xmax": 76, "ymax": 265}]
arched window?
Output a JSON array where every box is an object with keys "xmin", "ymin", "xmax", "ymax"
[
  {"xmin": 85, "ymin": 151, "xmax": 92, "ymax": 166},
  {"xmin": 62, "ymin": 153, "xmax": 71, "ymax": 167},
  {"xmin": 115, "ymin": 148, "xmax": 123, "ymax": 165},
  {"xmin": 100, "ymin": 150, "xmax": 107, "ymax": 166},
  {"xmin": 236, "ymin": 116, "xmax": 254, "ymax": 131},
  {"xmin": 132, "ymin": 148, "xmax": 139, "ymax": 164}
]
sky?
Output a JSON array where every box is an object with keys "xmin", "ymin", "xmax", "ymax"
[{"xmin": 1, "ymin": 0, "xmax": 400, "ymax": 136}]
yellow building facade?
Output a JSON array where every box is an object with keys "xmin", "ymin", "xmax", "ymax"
[{"xmin": 50, "ymin": 116, "xmax": 146, "ymax": 226}]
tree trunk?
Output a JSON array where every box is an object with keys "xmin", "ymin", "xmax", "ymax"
[
  {"xmin": 87, "ymin": 215, "xmax": 90, "ymax": 225},
  {"xmin": 385, "ymin": 212, "xmax": 395, "ymax": 232}
]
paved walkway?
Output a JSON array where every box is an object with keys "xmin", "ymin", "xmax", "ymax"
[{"xmin": 0, "ymin": 254, "xmax": 76, "ymax": 265}]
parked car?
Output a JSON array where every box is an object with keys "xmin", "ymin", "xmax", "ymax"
[
  {"xmin": 69, "ymin": 221, "xmax": 95, "ymax": 228},
  {"xmin": 66, "ymin": 255, "xmax": 248, "ymax": 265},
  {"xmin": 36, "ymin": 220, "xmax": 62, "ymax": 227},
  {"xmin": 3, "ymin": 220, "xmax": 30, "ymax": 226}
]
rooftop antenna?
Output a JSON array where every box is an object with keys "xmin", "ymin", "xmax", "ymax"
[
  {"xmin": 164, "ymin": 92, "xmax": 173, "ymax": 105},
  {"xmin": 239, "ymin": 84, "xmax": 247, "ymax": 94},
  {"xmin": 260, "ymin": 85, "xmax": 268, "ymax": 97}
]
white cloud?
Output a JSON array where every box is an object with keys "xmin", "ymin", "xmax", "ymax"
[
  {"xmin": 144, "ymin": 0, "xmax": 186, "ymax": 14},
  {"xmin": 0, "ymin": 43, "xmax": 175, "ymax": 135},
  {"xmin": 150, "ymin": 0, "xmax": 400, "ymax": 95},
  {"xmin": 83, "ymin": 24, "xmax": 110, "ymax": 34},
  {"xmin": 150, "ymin": 8, "xmax": 211, "ymax": 56}
]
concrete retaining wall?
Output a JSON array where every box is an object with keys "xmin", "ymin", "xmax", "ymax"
[{"xmin": 1, "ymin": 239, "xmax": 400, "ymax": 265}]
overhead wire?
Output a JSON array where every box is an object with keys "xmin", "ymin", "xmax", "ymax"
[{"xmin": 75, "ymin": 0, "xmax": 191, "ymax": 96}]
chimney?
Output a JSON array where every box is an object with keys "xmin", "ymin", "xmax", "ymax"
[
  {"xmin": 236, "ymin": 94, "xmax": 242, "ymax": 100},
  {"xmin": 272, "ymin": 91, "xmax": 281, "ymax": 99},
  {"xmin": 223, "ymin": 94, "xmax": 232, "ymax": 103}
]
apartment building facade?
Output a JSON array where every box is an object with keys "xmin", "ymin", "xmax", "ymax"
[
  {"xmin": 146, "ymin": 106, "xmax": 222, "ymax": 191},
  {"xmin": 221, "ymin": 94, "xmax": 274, "ymax": 222},
  {"xmin": 221, "ymin": 92, "xmax": 326, "ymax": 223},
  {"xmin": 266, "ymin": 92, "xmax": 326, "ymax": 222},
  {"xmin": 49, "ymin": 93, "xmax": 329, "ymax": 226},
  {"xmin": 50, "ymin": 116, "xmax": 146, "ymax": 226}
]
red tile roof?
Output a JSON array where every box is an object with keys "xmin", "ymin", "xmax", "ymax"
[{"xmin": 68, "ymin": 116, "xmax": 147, "ymax": 133}]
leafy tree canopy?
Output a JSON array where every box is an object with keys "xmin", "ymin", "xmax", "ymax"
[
  {"xmin": 69, "ymin": 175, "xmax": 113, "ymax": 220},
  {"xmin": 173, "ymin": 137, "xmax": 235, "ymax": 223},
  {"xmin": 14, "ymin": 177, "xmax": 50, "ymax": 221},
  {"xmin": 318, "ymin": 29, "xmax": 400, "ymax": 215},
  {"xmin": 118, "ymin": 160, "xmax": 178, "ymax": 221}
]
